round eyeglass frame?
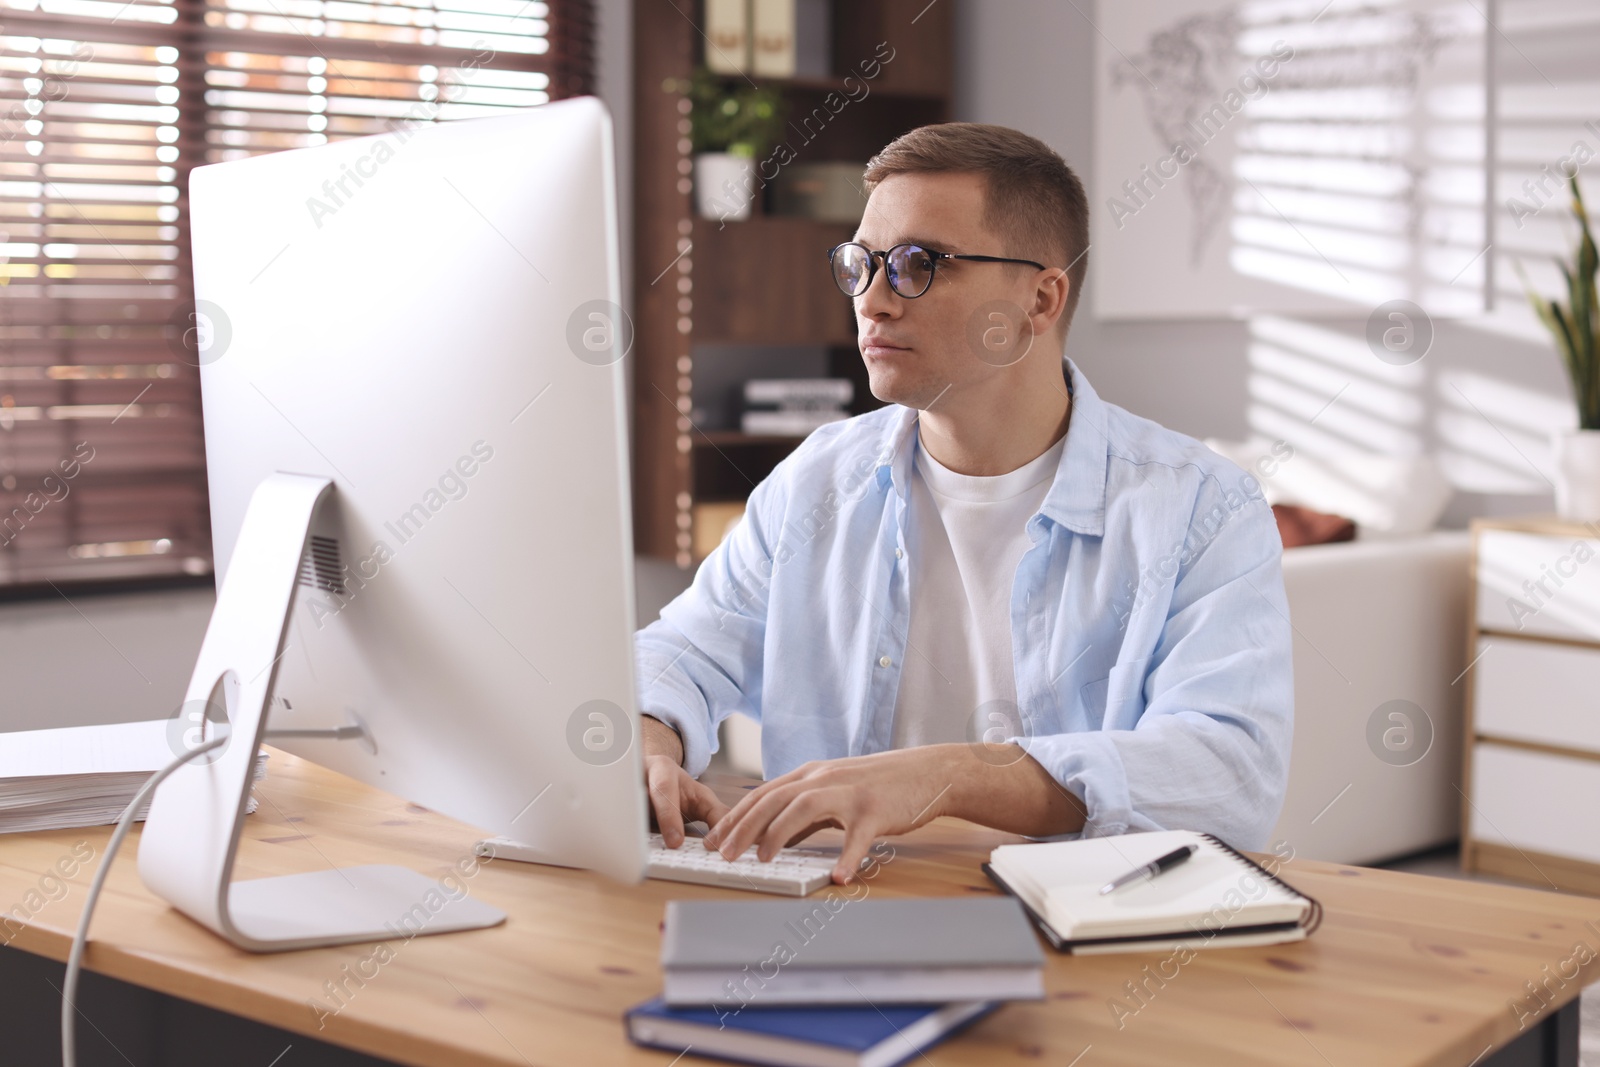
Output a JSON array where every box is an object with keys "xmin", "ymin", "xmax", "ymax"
[{"xmin": 827, "ymin": 241, "xmax": 1051, "ymax": 299}]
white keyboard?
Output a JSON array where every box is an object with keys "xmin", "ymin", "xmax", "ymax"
[
  {"xmin": 645, "ymin": 834, "xmax": 836, "ymax": 896},
  {"xmin": 476, "ymin": 834, "xmax": 837, "ymax": 896}
]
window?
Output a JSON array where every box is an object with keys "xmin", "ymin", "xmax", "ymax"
[{"xmin": 0, "ymin": 0, "xmax": 592, "ymax": 591}]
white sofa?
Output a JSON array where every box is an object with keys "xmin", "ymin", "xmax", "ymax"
[
  {"xmin": 1271, "ymin": 531, "xmax": 1471, "ymax": 865},
  {"xmin": 1206, "ymin": 438, "xmax": 1472, "ymax": 863}
]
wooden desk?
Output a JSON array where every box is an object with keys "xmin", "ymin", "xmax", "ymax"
[{"xmin": 2, "ymin": 751, "xmax": 1597, "ymax": 1067}]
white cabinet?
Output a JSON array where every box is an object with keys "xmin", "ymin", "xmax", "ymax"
[
  {"xmin": 1472, "ymin": 638, "xmax": 1600, "ymax": 753},
  {"xmin": 1463, "ymin": 517, "xmax": 1600, "ymax": 894},
  {"xmin": 1470, "ymin": 744, "xmax": 1600, "ymax": 866},
  {"xmin": 1474, "ymin": 528, "xmax": 1600, "ymax": 641}
]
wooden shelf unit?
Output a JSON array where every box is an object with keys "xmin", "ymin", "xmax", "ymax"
[{"xmin": 630, "ymin": 0, "xmax": 952, "ymax": 567}]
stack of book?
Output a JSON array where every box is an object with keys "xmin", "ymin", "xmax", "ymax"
[
  {"xmin": 0, "ymin": 719, "xmax": 267, "ymax": 834},
  {"xmin": 627, "ymin": 898, "xmax": 1043, "ymax": 1067},
  {"xmin": 741, "ymin": 378, "xmax": 853, "ymax": 437}
]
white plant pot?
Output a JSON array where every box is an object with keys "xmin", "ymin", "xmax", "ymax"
[
  {"xmin": 1552, "ymin": 428, "xmax": 1600, "ymax": 523},
  {"xmin": 694, "ymin": 152, "xmax": 756, "ymax": 222}
]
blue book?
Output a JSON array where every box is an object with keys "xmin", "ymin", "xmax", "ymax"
[{"xmin": 624, "ymin": 997, "xmax": 997, "ymax": 1067}]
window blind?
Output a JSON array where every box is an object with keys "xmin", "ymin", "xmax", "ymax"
[{"xmin": 0, "ymin": 0, "xmax": 591, "ymax": 592}]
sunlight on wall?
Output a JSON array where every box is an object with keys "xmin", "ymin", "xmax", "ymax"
[
  {"xmin": 1483, "ymin": 60, "xmax": 1600, "ymax": 343},
  {"xmin": 1229, "ymin": 0, "xmax": 1488, "ymax": 314},
  {"xmin": 1436, "ymin": 369, "xmax": 1569, "ymax": 491},
  {"xmin": 1439, "ymin": 0, "xmax": 1600, "ymax": 490},
  {"xmin": 1238, "ymin": 0, "xmax": 1597, "ymax": 503},
  {"xmin": 1248, "ymin": 315, "xmax": 1425, "ymax": 457}
]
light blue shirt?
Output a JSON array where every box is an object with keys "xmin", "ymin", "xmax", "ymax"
[{"xmin": 634, "ymin": 359, "xmax": 1294, "ymax": 849}]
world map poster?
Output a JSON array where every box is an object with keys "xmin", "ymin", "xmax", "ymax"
[{"xmin": 1093, "ymin": 0, "xmax": 1489, "ymax": 320}]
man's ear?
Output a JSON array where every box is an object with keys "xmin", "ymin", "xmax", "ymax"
[{"xmin": 1027, "ymin": 269, "xmax": 1071, "ymax": 339}]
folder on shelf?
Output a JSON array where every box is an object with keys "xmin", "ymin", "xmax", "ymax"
[
  {"xmin": 751, "ymin": 0, "xmax": 796, "ymax": 78},
  {"xmin": 705, "ymin": 0, "xmax": 751, "ymax": 74}
]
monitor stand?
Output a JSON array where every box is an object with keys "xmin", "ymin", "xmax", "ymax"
[{"xmin": 136, "ymin": 472, "xmax": 507, "ymax": 952}]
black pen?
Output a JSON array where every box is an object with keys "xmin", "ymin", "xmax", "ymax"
[{"xmin": 1099, "ymin": 844, "xmax": 1199, "ymax": 895}]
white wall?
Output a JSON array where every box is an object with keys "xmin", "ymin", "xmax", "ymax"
[
  {"xmin": 0, "ymin": 588, "xmax": 214, "ymax": 732},
  {"xmin": 952, "ymin": 0, "xmax": 1592, "ymax": 526}
]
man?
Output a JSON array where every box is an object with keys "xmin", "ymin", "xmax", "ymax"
[{"xmin": 634, "ymin": 123, "xmax": 1293, "ymax": 884}]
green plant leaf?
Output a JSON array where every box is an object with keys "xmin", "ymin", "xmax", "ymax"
[
  {"xmin": 1519, "ymin": 259, "xmax": 1570, "ymax": 342},
  {"xmin": 1522, "ymin": 176, "xmax": 1600, "ymax": 430},
  {"xmin": 1519, "ymin": 259, "xmax": 1577, "ymax": 376},
  {"xmin": 1573, "ymin": 177, "xmax": 1600, "ymax": 427},
  {"xmin": 685, "ymin": 68, "xmax": 787, "ymax": 158}
]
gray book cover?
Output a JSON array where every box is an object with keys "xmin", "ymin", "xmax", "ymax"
[{"xmin": 661, "ymin": 898, "xmax": 1044, "ymax": 971}]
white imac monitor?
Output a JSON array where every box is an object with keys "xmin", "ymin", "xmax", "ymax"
[{"xmin": 137, "ymin": 98, "xmax": 650, "ymax": 951}]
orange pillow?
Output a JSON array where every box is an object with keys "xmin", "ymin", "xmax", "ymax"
[{"xmin": 1273, "ymin": 503, "xmax": 1356, "ymax": 548}]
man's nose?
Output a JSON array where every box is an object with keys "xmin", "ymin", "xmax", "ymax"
[{"xmin": 855, "ymin": 259, "xmax": 900, "ymax": 319}]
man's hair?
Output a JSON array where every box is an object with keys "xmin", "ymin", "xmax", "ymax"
[{"xmin": 862, "ymin": 122, "xmax": 1090, "ymax": 329}]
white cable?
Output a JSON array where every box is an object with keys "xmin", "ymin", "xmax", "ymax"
[{"xmin": 61, "ymin": 735, "xmax": 228, "ymax": 1067}]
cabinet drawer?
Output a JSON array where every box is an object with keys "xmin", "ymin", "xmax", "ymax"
[
  {"xmin": 1473, "ymin": 637, "xmax": 1600, "ymax": 754},
  {"xmin": 1476, "ymin": 530, "xmax": 1600, "ymax": 641},
  {"xmin": 1470, "ymin": 744, "xmax": 1600, "ymax": 865}
]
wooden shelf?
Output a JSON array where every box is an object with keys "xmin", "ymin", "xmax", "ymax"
[
  {"xmin": 630, "ymin": 0, "xmax": 952, "ymax": 567},
  {"xmin": 694, "ymin": 430, "xmax": 813, "ymax": 447},
  {"xmin": 688, "ymin": 216, "xmax": 856, "ymax": 345},
  {"xmin": 706, "ymin": 71, "xmax": 946, "ymax": 100}
]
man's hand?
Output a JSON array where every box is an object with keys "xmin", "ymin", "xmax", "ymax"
[
  {"xmin": 641, "ymin": 715, "xmax": 730, "ymax": 848},
  {"xmin": 703, "ymin": 743, "xmax": 1088, "ymax": 884},
  {"xmin": 703, "ymin": 747, "xmax": 961, "ymax": 884}
]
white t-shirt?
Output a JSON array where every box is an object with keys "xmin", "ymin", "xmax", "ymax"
[{"xmin": 889, "ymin": 422, "xmax": 1067, "ymax": 749}]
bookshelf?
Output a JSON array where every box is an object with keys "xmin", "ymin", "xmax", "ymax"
[{"xmin": 631, "ymin": 0, "xmax": 953, "ymax": 567}]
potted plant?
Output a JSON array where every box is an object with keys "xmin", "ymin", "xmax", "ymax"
[
  {"xmin": 675, "ymin": 68, "xmax": 785, "ymax": 223},
  {"xmin": 1521, "ymin": 175, "xmax": 1600, "ymax": 522}
]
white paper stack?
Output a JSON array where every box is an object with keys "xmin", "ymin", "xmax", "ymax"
[
  {"xmin": 0, "ymin": 720, "xmax": 267, "ymax": 834},
  {"xmin": 741, "ymin": 378, "xmax": 853, "ymax": 436}
]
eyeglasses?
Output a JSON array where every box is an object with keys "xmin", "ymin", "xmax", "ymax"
[{"xmin": 827, "ymin": 241, "xmax": 1050, "ymax": 299}]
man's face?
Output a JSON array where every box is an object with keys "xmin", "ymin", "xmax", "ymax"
[{"xmin": 849, "ymin": 171, "xmax": 1044, "ymax": 410}]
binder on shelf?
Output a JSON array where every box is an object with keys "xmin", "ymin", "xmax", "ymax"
[
  {"xmin": 705, "ymin": 0, "xmax": 750, "ymax": 75},
  {"xmin": 793, "ymin": 0, "xmax": 832, "ymax": 79},
  {"xmin": 751, "ymin": 0, "xmax": 796, "ymax": 78}
]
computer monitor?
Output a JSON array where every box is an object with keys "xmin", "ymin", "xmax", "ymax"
[{"xmin": 137, "ymin": 97, "xmax": 650, "ymax": 951}]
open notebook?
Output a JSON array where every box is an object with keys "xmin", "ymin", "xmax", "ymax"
[{"xmin": 984, "ymin": 829, "xmax": 1320, "ymax": 955}]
